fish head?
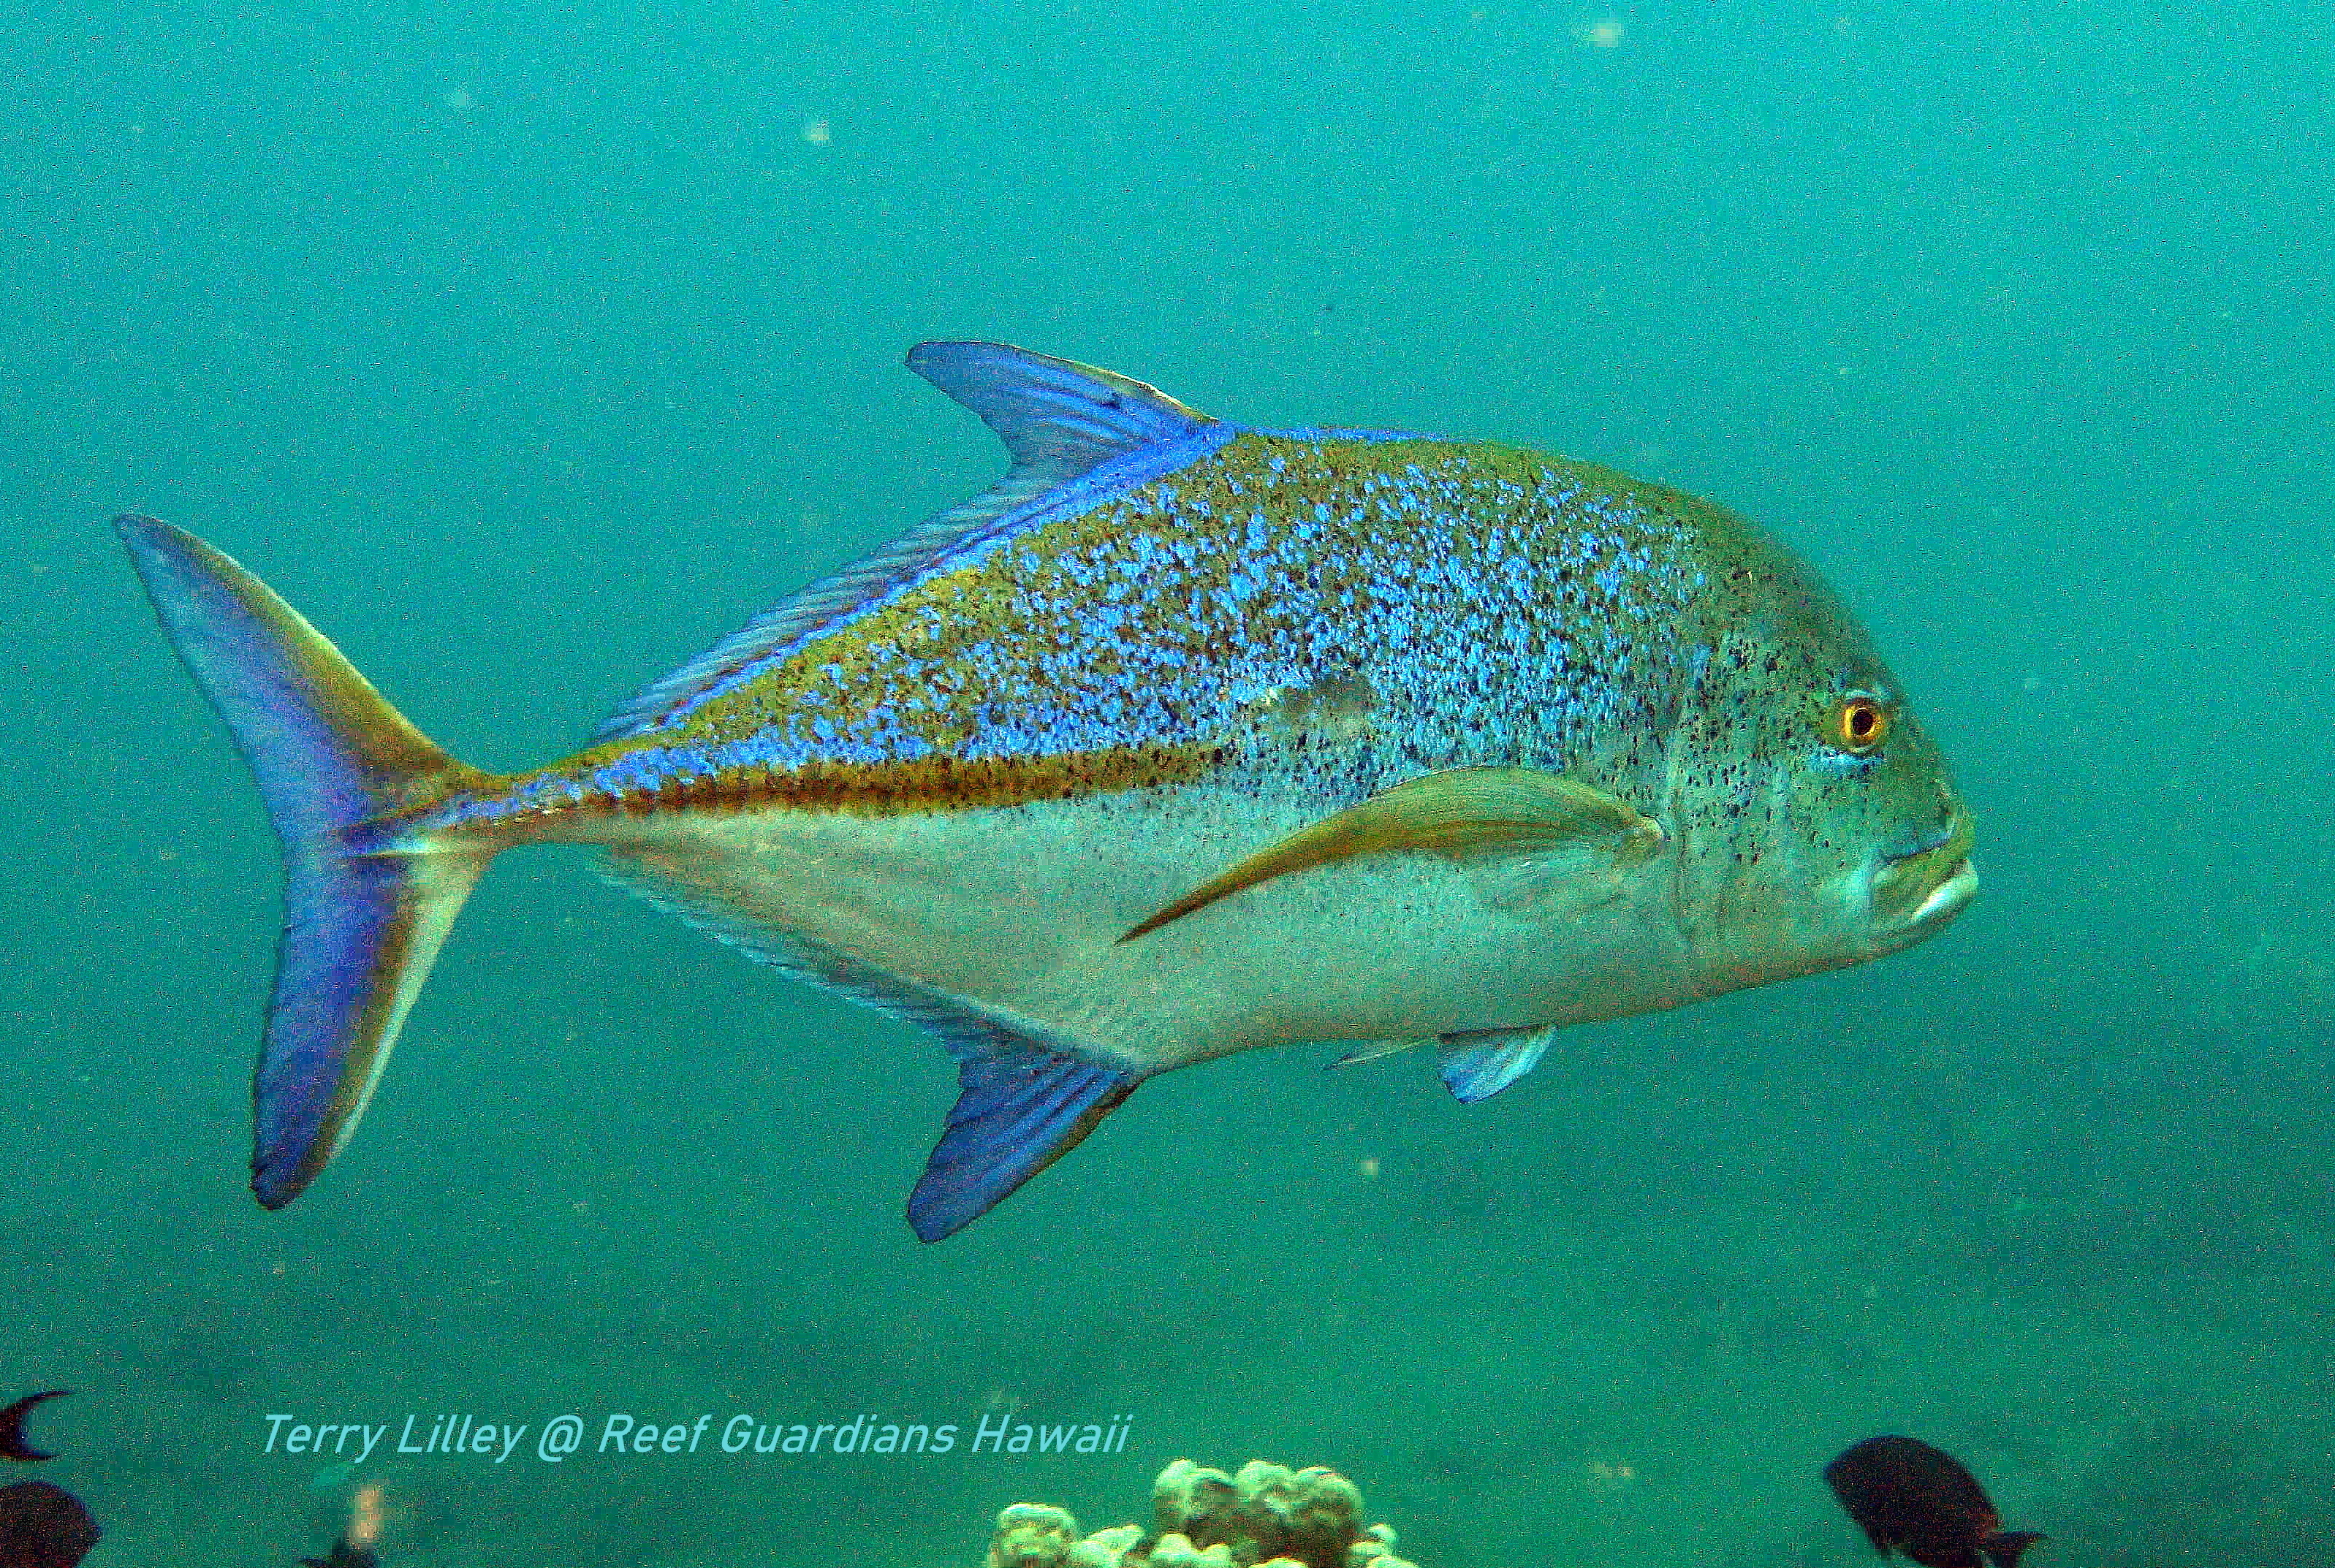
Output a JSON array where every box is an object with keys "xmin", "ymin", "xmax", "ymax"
[{"xmin": 1663, "ymin": 542, "xmax": 1975, "ymax": 990}]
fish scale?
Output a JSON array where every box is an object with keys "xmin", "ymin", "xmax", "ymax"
[
  {"xmin": 118, "ymin": 340, "xmax": 1975, "ymax": 1240},
  {"xmin": 562, "ymin": 438, "xmax": 1704, "ymax": 807}
]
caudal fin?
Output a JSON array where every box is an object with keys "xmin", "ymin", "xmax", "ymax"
[
  {"xmin": 1982, "ymin": 1531, "xmax": 2047, "ymax": 1568},
  {"xmin": 118, "ymin": 516, "xmax": 494, "ymax": 1209}
]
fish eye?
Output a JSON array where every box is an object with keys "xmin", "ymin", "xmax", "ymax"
[{"xmin": 1829, "ymin": 694, "xmax": 1891, "ymax": 755}]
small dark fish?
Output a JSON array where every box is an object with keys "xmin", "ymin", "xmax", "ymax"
[
  {"xmin": 0, "ymin": 1396, "xmax": 67, "ymax": 1465},
  {"xmin": 1825, "ymin": 1435, "xmax": 2046, "ymax": 1568},
  {"xmin": 0, "ymin": 1480, "xmax": 101, "ymax": 1568}
]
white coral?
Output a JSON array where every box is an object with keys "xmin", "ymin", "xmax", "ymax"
[
  {"xmin": 987, "ymin": 1504, "xmax": 1082, "ymax": 1568},
  {"xmin": 985, "ymin": 1460, "xmax": 1413, "ymax": 1568},
  {"xmin": 1068, "ymin": 1523, "xmax": 1147, "ymax": 1568}
]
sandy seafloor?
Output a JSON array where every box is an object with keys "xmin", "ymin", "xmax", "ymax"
[{"xmin": 1, "ymin": 0, "xmax": 2330, "ymax": 1562}]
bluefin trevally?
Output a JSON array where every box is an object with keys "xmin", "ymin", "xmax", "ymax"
[{"xmin": 119, "ymin": 343, "xmax": 1975, "ymax": 1240}]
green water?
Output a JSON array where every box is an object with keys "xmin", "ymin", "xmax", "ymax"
[{"xmin": 4, "ymin": 0, "xmax": 2331, "ymax": 1563}]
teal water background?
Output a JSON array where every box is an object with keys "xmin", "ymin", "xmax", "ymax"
[{"xmin": 4, "ymin": 0, "xmax": 2331, "ymax": 1563}]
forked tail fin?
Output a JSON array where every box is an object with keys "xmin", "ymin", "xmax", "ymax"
[
  {"xmin": 118, "ymin": 515, "xmax": 495, "ymax": 1209},
  {"xmin": 1981, "ymin": 1531, "xmax": 2047, "ymax": 1568}
]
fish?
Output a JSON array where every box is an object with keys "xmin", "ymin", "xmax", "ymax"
[
  {"xmin": 0, "ymin": 1396, "xmax": 67, "ymax": 1466},
  {"xmin": 0, "ymin": 1393, "xmax": 98, "ymax": 1568},
  {"xmin": 0, "ymin": 1482, "xmax": 100, "ymax": 1568},
  {"xmin": 1825, "ymin": 1436, "xmax": 2046, "ymax": 1568},
  {"xmin": 118, "ymin": 341, "xmax": 1977, "ymax": 1240}
]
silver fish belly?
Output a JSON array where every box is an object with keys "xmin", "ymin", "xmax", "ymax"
[{"xmin": 591, "ymin": 779, "xmax": 1693, "ymax": 1073}]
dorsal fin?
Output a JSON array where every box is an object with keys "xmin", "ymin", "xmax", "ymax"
[
  {"xmin": 905, "ymin": 341, "xmax": 1212, "ymax": 479},
  {"xmin": 593, "ymin": 342, "xmax": 1220, "ymax": 742}
]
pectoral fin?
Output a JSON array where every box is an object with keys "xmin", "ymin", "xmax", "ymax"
[{"xmin": 1121, "ymin": 766, "xmax": 1664, "ymax": 941}]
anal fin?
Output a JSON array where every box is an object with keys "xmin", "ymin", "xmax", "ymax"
[
  {"xmin": 911, "ymin": 1028, "xmax": 1140, "ymax": 1241},
  {"xmin": 1330, "ymin": 1036, "xmax": 1432, "ymax": 1067},
  {"xmin": 1438, "ymin": 1024, "xmax": 1557, "ymax": 1103},
  {"xmin": 603, "ymin": 851, "xmax": 1142, "ymax": 1243}
]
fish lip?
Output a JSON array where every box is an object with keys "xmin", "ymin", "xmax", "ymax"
[
  {"xmin": 1869, "ymin": 812, "xmax": 1978, "ymax": 933},
  {"xmin": 1903, "ymin": 853, "xmax": 1978, "ymax": 926}
]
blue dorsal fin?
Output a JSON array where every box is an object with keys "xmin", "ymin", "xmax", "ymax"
[
  {"xmin": 905, "ymin": 340, "xmax": 1212, "ymax": 478},
  {"xmin": 593, "ymin": 342, "xmax": 1218, "ymax": 742}
]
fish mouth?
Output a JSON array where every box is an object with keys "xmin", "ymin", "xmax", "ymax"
[{"xmin": 1870, "ymin": 811, "xmax": 1978, "ymax": 935}]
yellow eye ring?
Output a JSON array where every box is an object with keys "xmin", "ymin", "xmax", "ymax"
[{"xmin": 1831, "ymin": 695, "xmax": 1891, "ymax": 755}]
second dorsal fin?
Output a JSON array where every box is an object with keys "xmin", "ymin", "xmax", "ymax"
[
  {"xmin": 905, "ymin": 341, "xmax": 1213, "ymax": 482},
  {"xmin": 594, "ymin": 343, "xmax": 1221, "ymax": 742}
]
